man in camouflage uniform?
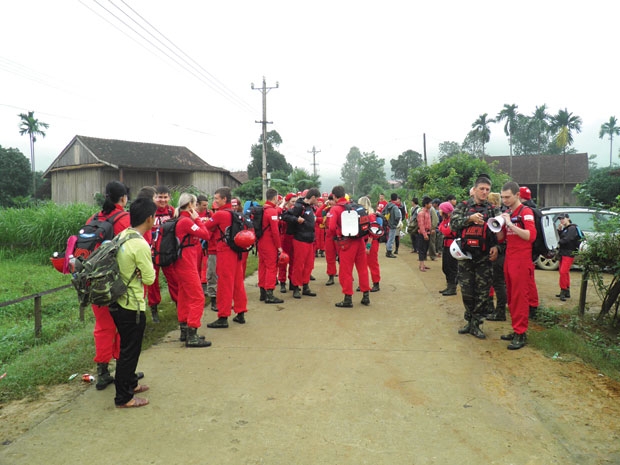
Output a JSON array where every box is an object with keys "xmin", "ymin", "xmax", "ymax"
[{"xmin": 450, "ymin": 175, "xmax": 501, "ymax": 339}]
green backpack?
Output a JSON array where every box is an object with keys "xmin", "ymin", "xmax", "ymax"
[{"xmin": 71, "ymin": 230, "xmax": 142, "ymax": 310}]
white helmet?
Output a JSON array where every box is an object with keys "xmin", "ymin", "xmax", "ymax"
[{"xmin": 450, "ymin": 238, "xmax": 472, "ymax": 260}]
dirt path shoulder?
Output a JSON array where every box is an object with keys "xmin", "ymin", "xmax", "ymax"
[{"xmin": 1, "ymin": 250, "xmax": 620, "ymax": 465}]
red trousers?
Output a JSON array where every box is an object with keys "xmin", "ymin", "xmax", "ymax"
[
  {"xmin": 258, "ymin": 241, "xmax": 278, "ymax": 290},
  {"xmin": 147, "ymin": 264, "xmax": 179, "ymax": 306},
  {"xmin": 200, "ymin": 250, "xmax": 207, "ymax": 285},
  {"xmin": 278, "ymin": 234, "xmax": 294, "ymax": 284},
  {"xmin": 559, "ymin": 256, "xmax": 574, "ymax": 290},
  {"xmin": 337, "ymin": 238, "xmax": 370, "ymax": 295},
  {"xmin": 314, "ymin": 226, "xmax": 325, "ymax": 251},
  {"xmin": 292, "ymin": 239, "xmax": 315, "ymax": 287},
  {"xmin": 216, "ymin": 248, "xmax": 248, "ymax": 317},
  {"xmin": 504, "ymin": 256, "xmax": 533, "ymax": 334},
  {"xmin": 92, "ymin": 304, "xmax": 120, "ymax": 363},
  {"xmin": 324, "ymin": 234, "xmax": 338, "ymax": 276},
  {"xmin": 174, "ymin": 261, "xmax": 205, "ymax": 328},
  {"xmin": 367, "ymin": 240, "xmax": 380, "ymax": 284}
]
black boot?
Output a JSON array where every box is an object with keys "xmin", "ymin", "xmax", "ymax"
[
  {"xmin": 370, "ymin": 282, "xmax": 380, "ymax": 292},
  {"xmin": 210, "ymin": 296, "xmax": 217, "ymax": 312},
  {"xmin": 280, "ymin": 282, "xmax": 287, "ymax": 293},
  {"xmin": 186, "ymin": 327, "xmax": 212, "ymax": 348},
  {"xmin": 469, "ymin": 319, "xmax": 486, "ymax": 339},
  {"xmin": 180, "ymin": 322, "xmax": 205, "ymax": 341},
  {"xmin": 458, "ymin": 320, "xmax": 472, "ymax": 335},
  {"xmin": 259, "ymin": 287, "xmax": 266, "ymax": 302},
  {"xmin": 233, "ymin": 312, "xmax": 246, "ymax": 324},
  {"xmin": 487, "ymin": 306, "xmax": 507, "ymax": 321},
  {"xmin": 441, "ymin": 284, "xmax": 457, "ymax": 296},
  {"xmin": 335, "ymin": 295, "xmax": 353, "ymax": 308},
  {"xmin": 507, "ymin": 332, "xmax": 527, "ymax": 350},
  {"xmin": 302, "ymin": 284, "xmax": 316, "ymax": 297},
  {"xmin": 500, "ymin": 332, "xmax": 516, "ymax": 341},
  {"xmin": 361, "ymin": 291, "xmax": 370, "ymax": 306},
  {"xmin": 325, "ymin": 275, "xmax": 335, "ymax": 286},
  {"xmin": 207, "ymin": 317, "xmax": 229, "ymax": 328},
  {"xmin": 265, "ymin": 289, "xmax": 284, "ymax": 304},
  {"xmin": 293, "ymin": 286, "xmax": 302, "ymax": 299},
  {"xmin": 150, "ymin": 305, "xmax": 160, "ymax": 323},
  {"xmin": 96, "ymin": 363, "xmax": 114, "ymax": 391},
  {"xmin": 529, "ymin": 306, "xmax": 538, "ymax": 319},
  {"xmin": 385, "ymin": 251, "xmax": 397, "ymax": 258},
  {"xmin": 289, "ymin": 280, "xmax": 295, "ymax": 291}
]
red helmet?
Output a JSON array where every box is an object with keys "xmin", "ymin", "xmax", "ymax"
[
  {"xmin": 368, "ymin": 221, "xmax": 385, "ymax": 238},
  {"xmin": 278, "ymin": 251, "xmax": 290, "ymax": 265},
  {"xmin": 234, "ymin": 229, "xmax": 256, "ymax": 250}
]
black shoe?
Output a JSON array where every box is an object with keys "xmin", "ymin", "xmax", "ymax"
[
  {"xmin": 310, "ymin": 275, "xmax": 316, "ymax": 281},
  {"xmin": 486, "ymin": 310, "xmax": 507, "ymax": 321},
  {"xmin": 207, "ymin": 317, "xmax": 229, "ymax": 329},
  {"xmin": 259, "ymin": 288, "xmax": 266, "ymax": 302},
  {"xmin": 335, "ymin": 295, "xmax": 353, "ymax": 308},
  {"xmin": 385, "ymin": 252, "xmax": 397, "ymax": 258},
  {"xmin": 289, "ymin": 280, "xmax": 295, "ymax": 291},
  {"xmin": 280, "ymin": 282, "xmax": 287, "ymax": 293},
  {"xmin": 458, "ymin": 321, "xmax": 472, "ymax": 335},
  {"xmin": 265, "ymin": 290, "xmax": 284, "ymax": 304},
  {"xmin": 361, "ymin": 291, "xmax": 370, "ymax": 306},
  {"xmin": 507, "ymin": 333, "xmax": 527, "ymax": 350},
  {"xmin": 370, "ymin": 283, "xmax": 380, "ymax": 292},
  {"xmin": 356, "ymin": 286, "xmax": 361, "ymax": 292},
  {"xmin": 293, "ymin": 287, "xmax": 301, "ymax": 299},
  {"xmin": 302, "ymin": 285, "xmax": 316, "ymax": 297},
  {"xmin": 150, "ymin": 305, "xmax": 160, "ymax": 323},
  {"xmin": 469, "ymin": 320, "xmax": 486, "ymax": 339},
  {"xmin": 394, "ymin": 249, "xmax": 399, "ymax": 255},
  {"xmin": 441, "ymin": 286, "xmax": 457, "ymax": 296},
  {"xmin": 233, "ymin": 313, "xmax": 246, "ymax": 324},
  {"xmin": 325, "ymin": 275, "xmax": 335, "ymax": 286},
  {"xmin": 529, "ymin": 306, "xmax": 538, "ymax": 318},
  {"xmin": 438, "ymin": 288, "xmax": 448, "ymax": 294},
  {"xmin": 500, "ymin": 332, "xmax": 515, "ymax": 341}
]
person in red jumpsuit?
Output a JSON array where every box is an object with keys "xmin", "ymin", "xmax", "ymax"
[
  {"xmin": 88, "ymin": 181, "xmax": 130, "ymax": 390},
  {"xmin": 205, "ymin": 200, "xmax": 219, "ymax": 312},
  {"xmin": 148, "ymin": 186, "xmax": 179, "ymax": 323},
  {"xmin": 257, "ymin": 188, "xmax": 283, "ymax": 304},
  {"xmin": 329, "ymin": 186, "xmax": 371, "ymax": 308},
  {"xmin": 358, "ymin": 196, "xmax": 381, "ymax": 292},
  {"xmin": 172, "ymin": 193, "xmax": 212, "ymax": 347},
  {"xmin": 195, "ymin": 195, "xmax": 210, "ymax": 295},
  {"xmin": 497, "ymin": 182, "xmax": 536, "ymax": 350},
  {"xmin": 277, "ymin": 193, "xmax": 297, "ymax": 293},
  {"xmin": 206, "ymin": 187, "xmax": 248, "ymax": 328},
  {"xmin": 282, "ymin": 188, "xmax": 320, "ymax": 299},
  {"xmin": 314, "ymin": 196, "xmax": 326, "ymax": 257},
  {"xmin": 322, "ymin": 195, "xmax": 339, "ymax": 286}
]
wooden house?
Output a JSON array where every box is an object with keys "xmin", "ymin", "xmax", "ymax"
[{"xmin": 43, "ymin": 135, "xmax": 243, "ymax": 204}]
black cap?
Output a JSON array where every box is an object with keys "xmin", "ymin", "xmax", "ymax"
[{"xmin": 557, "ymin": 213, "xmax": 570, "ymax": 219}]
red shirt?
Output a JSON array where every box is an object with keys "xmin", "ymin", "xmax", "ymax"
[
  {"xmin": 260, "ymin": 201, "xmax": 282, "ymax": 249},
  {"xmin": 206, "ymin": 204, "xmax": 234, "ymax": 253},
  {"xmin": 87, "ymin": 204, "xmax": 130, "ymax": 237},
  {"xmin": 505, "ymin": 204, "xmax": 536, "ymax": 259},
  {"xmin": 328, "ymin": 198, "xmax": 350, "ymax": 238}
]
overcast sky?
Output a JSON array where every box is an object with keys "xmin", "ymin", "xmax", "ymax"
[{"xmin": 1, "ymin": 0, "xmax": 618, "ymax": 190}]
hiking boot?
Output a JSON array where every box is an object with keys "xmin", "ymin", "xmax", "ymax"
[
  {"xmin": 370, "ymin": 282, "xmax": 380, "ymax": 292},
  {"xmin": 265, "ymin": 289, "xmax": 284, "ymax": 304},
  {"xmin": 469, "ymin": 320, "xmax": 486, "ymax": 339},
  {"xmin": 289, "ymin": 280, "xmax": 295, "ymax": 291},
  {"xmin": 96, "ymin": 363, "xmax": 114, "ymax": 391},
  {"xmin": 441, "ymin": 284, "xmax": 457, "ymax": 296},
  {"xmin": 500, "ymin": 332, "xmax": 516, "ymax": 341},
  {"xmin": 385, "ymin": 251, "xmax": 397, "ymax": 258},
  {"xmin": 180, "ymin": 322, "xmax": 205, "ymax": 341},
  {"xmin": 325, "ymin": 275, "xmax": 335, "ymax": 286},
  {"xmin": 207, "ymin": 317, "xmax": 229, "ymax": 329},
  {"xmin": 150, "ymin": 305, "xmax": 160, "ymax": 323},
  {"xmin": 292, "ymin": 286, "xmax": 302, "ymax": 299},
  {"xmin": 186, "ymin": 327, "xmax": 212, "ymax": 348},
  {"xmin": 394, "ymin": 248, "xmax": 399, "ymax": 255},
  {"xmin": 310, "ymin": 275, "xmax": 316, "ymax": 281},
  {"xmin": 279, "ymin": 282, "xmax": 287, "ymax": 293},
  {"xmin": 529, "ymin": 306, "xmax": 538, "ymax": 319},
  {"xmin": 233, "ymin": 312, "xmax": 246, "ymax": 324},
  {"xmin": 259, "ymin": 288, "xmax": 266, "ymax": 302},
  {"xmin": 335, "ymin": 295, "xmax": 353, "ymax": 308},
  {"xmin": 438, "ymin": 287, "xmax": 448, "ymax": 294},
  {"xmin": 302, "ymin": 284, "xmax": 316, "ymax": 297},
  {"xmin": 458, "ymin": 320, "xmax": 472, "ymax": 335},
  {"xmin": 209, "ymin": 296, "xmax": 218, "ymax": 312},
  {"xmin": 557, "ymin": 289, "xmax": 570, "ymax": 301},
  {"xmin": 507, "ymin": 332, "xmax": 527, "ymax": 350},
  {"xmin": 361, "ymin": 291, "xmax": 370, "ymax": 306},
  {"xmin": 486, "ymin": 306, "xmax": 507, "ymax": 321}
]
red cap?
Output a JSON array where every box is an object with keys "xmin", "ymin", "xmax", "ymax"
[
  {"xmin": 285, "ymin": 193, "xmax": 294, "ymax": 202},
  {"xmin": 519, "ymin": 186, "xmax": 531, "ymax": 200}
]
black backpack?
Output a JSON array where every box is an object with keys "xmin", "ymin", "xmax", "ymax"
[
  {"xmin": 341, "ymin": 202, "xmax": 371, "ymax": 238},
  {"xmin": 151, "ymin": 218, "xmax": 192, "ymax": 267},
  {"xmin": 220, "ymin": 210, "xmax": 255, "ymax": 255},
  {"xmin": 248, "ymin": 205, "xmax": 267, "ymax": 240},
  {"xmin": 73, "ymin": 211, "xmax": 128, "ymax": 260}
]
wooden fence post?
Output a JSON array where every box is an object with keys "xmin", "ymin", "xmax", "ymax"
[
  {"xmin": 578, "ymin": 270, "xmax": 589, "ymax": 317},
  {"xmin": 34, "ymin": 296, "xmax": 42, "ymax": 338}
]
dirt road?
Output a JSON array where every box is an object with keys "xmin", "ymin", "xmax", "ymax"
[{"xmin": 2, "ymin": 249, "xmax": 620, "ymax": 464}]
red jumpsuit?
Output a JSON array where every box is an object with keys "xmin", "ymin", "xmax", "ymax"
[
  {"xmin": 90, "ymin": 205, "xmax": 130, "ymax": 364},
  {"xmin": 366, "ymin": 213, "xmax": 381, "ymax": 284},
  {"xmin": 257, "ymin": 201, "xmax": 282, "ymax": 290},
  {"xmin": 206, "ymin": 206, "xmax": 248, "ymax": 317},
  {"xmin": 323, "ymin": 207, "xmax": 338, "ymax": 277},
  {"xmin": 148, "ymin": 206, "xmax": 179, "ymax": 306},
  {"xmin": 173, "ymin": 211, "xmax": 211, "ymax": 328},
  {"xmin": 504, "ymin": 204, "xmax": 537, "ymax": 335},
  {"xmin": 197, "ymin": 210, "xmax": 211, "ymax": 287},
  {"xmin": 278, "ymin": 219, "xmax": 294, "ymax": 284},
  {"xmin": 314, "ymin": 202, "xmax": 326, "ymax": 254},
  {"xmin": 329, "ymin": 199, "xmax": 370, "ymax": 295}
]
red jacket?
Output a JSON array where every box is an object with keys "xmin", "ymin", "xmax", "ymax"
[{"xmin": 260, "ymin": 201, "xmax": 282, "ymax": 249}]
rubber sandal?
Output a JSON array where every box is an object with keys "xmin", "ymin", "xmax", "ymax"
[
  {"xmin": 133, "ymin": 384, "xmax": 149, "ymax": 393},
  {"xmin": 116, "ymin": 397, "xmax": 149, "ymax": 408}
]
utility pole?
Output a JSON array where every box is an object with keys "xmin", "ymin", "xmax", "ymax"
[
  {"xmin": 251, "ymin": 76, "xmax": 279, "ymax": 201},
  {"xmin": 423, "ymin": 133, "xmax": 427, "ymax": 165},
  {"xmin": 308, "ymin": 146, "xmax": 321, "ymax": 177}
]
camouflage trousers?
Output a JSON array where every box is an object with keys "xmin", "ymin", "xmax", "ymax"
[{"xmin": 457, "ymin": 254, "xmax": 493, "ymax": 322}]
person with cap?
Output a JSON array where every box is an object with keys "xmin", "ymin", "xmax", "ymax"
[
  {"xmin": 496, "ymin": 181, "xmax": 537, "ymax": 350},
  {"xmin": 257, "ymin": 188, "xmax": 284, "ymax": 304},
  {"xmin": 556, "ymin": 213, "xmax": 581, "ymax": 301},
  {"xmin": 450, "ymin": 175, "xmax": 501, "ymax": 339},
  {"xmin": 437, "ymin": 201, "xmax": 458, "ymax": 296},
  {"xmin": 357, "ymin": 195, "xmax": 381, "ymax": 292},
  {"xmin": 314, "ymin": 196, "xmax": 326, "ymax": 258},
  {"xmin": 277, "ymin": 193, "xmax": 297, "ymax": 292},
  {"xmin": 393, "ymin": 196, "xmax": 407, "ymax": 255},
  {"xmin": 518, "ymin": 186, "xmax": 540, "ymax": 317},
  {"xmin": 384, "ymin": 193, "xmax": 402, "ymax": 258},
  {"xmin": 322, "ymin": 194, "xmax": 339, "ymax": 286}
]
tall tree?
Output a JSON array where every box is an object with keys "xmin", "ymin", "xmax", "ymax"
[
  {"xmin": 496, "ymin": 103, "xmax": 519, "ymax": 176},
  {"xmin": 599, "ymin": 116, "xmax": 620, "ymax": 167},
  {"xmin": 550, "ymin": 108, "xmax": 583, "ymax": 205},
  {"xmin": 390, "ymin": 149, "xmax": 423, "ymax": 181},
  {"xmin": 0, "ymin": 145, "xmax": 32, "ymax": 206},
  {"xmin": 437, "ymin": 141, "xmax": 462, "ymax": 161},
  {"xmin": 530, "ymin": 104, "xmax": 551, "ymax": 155},
  {"xmin": 358, "ymin": 151, "xmax": 387, "ymax": 195},
  {"xmin": 340, "ymin": 147, "xmax": 363, "ymax": 197},
  {"xmin": 471, "ymin": 113, "xmax": 494, "ymax": 157},
  {"xmin": 18, "ymin": 110, "xmax": 49, "ymax": 197},
  {"xmin": 247, "ymin": 130, "xmax": 292, "ymax": 179}
]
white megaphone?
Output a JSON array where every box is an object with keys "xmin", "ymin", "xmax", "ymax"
[{"xmin": 487, "ymin": 215, "xmax": 505, "ymax": 233}]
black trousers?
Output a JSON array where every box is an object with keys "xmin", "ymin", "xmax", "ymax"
[
  {"xmin": 110, "ymin": 305, "xmax": 146, "ymax": 406},
  {"xmin": 442, "ymin": 245, "xmax": 458, "ymax": 285}
]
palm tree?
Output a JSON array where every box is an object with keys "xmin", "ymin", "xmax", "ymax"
[
  {"xmin": 496, "ymin": 104, "xmax": 519, "ymax": 176},
  {"xmin": 18, "ymin": 111, "xmax": 49, "ymax": 197},
  {"xmin": 530, "ymin": 104, "xmax": 550, "ymax": 155},
  {"xmin": 549, "ymin": 108, "xmax": 582, "ymax": 205},
  {"xmin": 599, "ymin": 116, "xmax": 620, "ymax": 167},
  {"xmin": 471, "ymin": 113, "xmax": 495, "ymax": 158}
]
